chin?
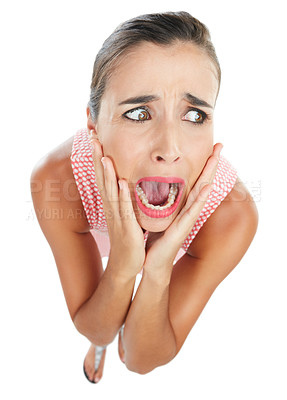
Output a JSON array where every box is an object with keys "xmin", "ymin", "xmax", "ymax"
[{"xmin": 136, "ymin": 210, "xmax": 177, "ymax": 233}]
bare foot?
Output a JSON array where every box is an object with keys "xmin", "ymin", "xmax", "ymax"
[
  {"xmin": 118, "ymin": 328, "xmax": 125, "ymax": 364},
  {"xmin": 83, "ymin": 344, "xmax": 106, "ymax": 383}
]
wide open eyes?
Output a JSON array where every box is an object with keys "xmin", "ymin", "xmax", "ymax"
[
  {"xmin": 182, "ymin": 108, "xmax": 207, "ymax": 124},
  {"xmin": 123, "ymin": 106, "xmax": 208, "ymax": 124},
  {"xmin": 124, "ymin": 107, "xmax": 151, "ymax": 122}
]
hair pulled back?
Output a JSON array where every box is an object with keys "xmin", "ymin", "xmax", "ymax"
[{"xmin": 88, "ymin": 11, "xmax": 220, "ymax": 121}]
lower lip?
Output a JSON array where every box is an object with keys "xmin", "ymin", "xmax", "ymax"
[{"xmin": 134, "ymin": 182, "xmax": 184, "ymax": 219}]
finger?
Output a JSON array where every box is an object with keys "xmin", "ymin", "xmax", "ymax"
[
  {"xmin": 190, "ymin": 143, "xmax": 223, "ymax": 200},
  {"xmin": 197, "ymin": 154, "xmax": 218, "ymax": 188},
  {"xmin": 118, "ymin": 179, "xmax": 137, "ymax": 223},
  {"xmin": 199, "ymin": 143, "xmax": 223, "ymax": 184},
  {"xmin": 163, "ymin": 183, "xmax": 212, "ymax": 251},
  {"xmin": 101, "ymin": 156, "xmax": 119, "ymax": 205},
  {"xmin": 90, "ymin": 131, "xmax": 121, "ymax": 218},
  {"xmin": 176, "ymin": 183, "xmax": 212, "ymax": 234},
  {"xmin": 213, "ymin": 142, "xmax": 223, "ymax": 159},
  {"xmin": 89, "ymin": 131, "xmax": 105, "ymax": 195},
  {"xmin": 180, "ymin": 160, "xmax": 216, "ymax": 215}
]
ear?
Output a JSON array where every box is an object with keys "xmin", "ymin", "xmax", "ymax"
[
  {"xmin": 86, "ymin": 106, "xmax": 96, "ymax": 133},
  {"xmin": 86, "ymin": 106, "xmax": 102, "ymax": 143}
]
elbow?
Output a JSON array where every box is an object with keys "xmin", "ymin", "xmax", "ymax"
[
  {"xmin": 125, "ymin": 349, "xmax": 176, "ymax": 375},
  {"xmin": 125, "ymin": 360, "xmax": 156, "ymax": 375},
  {"xmin": 72, "ymin": 309, "xmax": 86, "ymax": 337},
  {"xmin": 73, "ymin": 314, "xmax": 88, "ymax": 339},
  {"xmin": 72, "ymin": 310, "xmax": 113, "ymax": 348}
]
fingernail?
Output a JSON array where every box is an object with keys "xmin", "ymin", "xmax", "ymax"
[
  {"xmin": 118, "ymin": 180, "xmax": 123, "ymax": 190},
  {"xmin": 94, "ymin": 377, "xmax": 100, "ymax": 383},
  {"xmin": 217, "ymin": 144, "xmax": 223, "ymax": 161},
  {"xmin": 199, "ymin": 184, "xmax": 212, "ymax": 201},
  {"xmin": 101, "ymin": 157, "xmax": 106, "ymax": 169},
  {"xmin": 89, "ymin": 137, "xmax": 95, "ymax": 148}
]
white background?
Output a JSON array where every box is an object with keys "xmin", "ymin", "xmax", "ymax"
[{"xmin": 1, "ymin": 0, "xmax": 286, "ymax": 398}]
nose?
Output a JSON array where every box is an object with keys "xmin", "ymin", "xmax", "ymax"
[{"xmin": 150, "ymin": 124, "xmax": 183, "ymax": 164}]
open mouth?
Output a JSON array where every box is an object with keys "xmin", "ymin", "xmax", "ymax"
[{"xmin": 134, "ymin": 176, "xmax": 184, "ymax": 219}]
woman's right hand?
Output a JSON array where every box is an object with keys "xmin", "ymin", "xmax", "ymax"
[{"xmin": 90, "ymin": 130, "xmax": 146, "ymax": 277}]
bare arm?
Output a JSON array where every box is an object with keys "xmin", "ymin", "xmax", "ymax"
[
  {"xmin": 73, "ymin": 254, "xmax": 138, "ymax": 346},
  {"xmin": 31, "ymin": 137, "xmax": 257, "ymax": 375},
  {"xmin": 122, "ymin": 180, "xmax": 258, "ymax": 374},
  {"xmin": 123, "ymin": 267, "xmax": 177, "ymax": 374},
  {"xmin": 30, "ymin": 143, "xmax": 141, "ymax": 347}
]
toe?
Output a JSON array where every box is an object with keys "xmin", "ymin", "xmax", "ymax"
[
  {"xmin": 94, "ymin": 348, "xmax": 106, "ymax": 383},
  {"xmin": 83, "ymin": 344, "xmax": 107, "ymax": 384},
  {"xmin": 83, "ymin": 362, "xmax": 96, "ymax": 383},
  {"xmin": 84, "ymin": 364, "xmax": 95, "ymax": 382}
]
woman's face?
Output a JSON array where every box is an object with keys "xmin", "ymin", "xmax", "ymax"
[{"xmin": 90, "ymin": 41, "xmax": 219, "ymax": 232}]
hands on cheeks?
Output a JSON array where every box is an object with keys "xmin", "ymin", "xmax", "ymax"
[
  {"xmin": 89, "ymin": 130, "xmax": 146, "ymax": 276},
  {"xmin": 145, "ymin": 143, "xmax": 223, "ymax": 272},
  {"xmin": 89, "ymin": 129, "xmax": 222, "ymax": 275}
]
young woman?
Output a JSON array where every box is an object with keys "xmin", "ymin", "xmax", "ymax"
[{"xmin": 31, "ymin": 11, "xmax": 258, "ymax": 384}]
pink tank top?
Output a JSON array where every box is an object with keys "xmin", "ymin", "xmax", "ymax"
[{"xmin": 71, "ymin": 129, "xmax": 237, "ymax": 259}]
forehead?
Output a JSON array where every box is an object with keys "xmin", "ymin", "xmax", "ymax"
[{"xmin": 103, "ymin": 41, "xmax": 219, "ymax": 106}]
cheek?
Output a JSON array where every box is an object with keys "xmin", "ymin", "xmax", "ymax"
[
  {"xmin": 101, "ymin": 130, "xmax": 140, "ymax": 178},
  {"xmin": 184, "ymin": 134, "xmax": 213, "ymax": 183},
  {"xmin": 198, "ymin": 139, "xmax": 214, "ymax": 161}
]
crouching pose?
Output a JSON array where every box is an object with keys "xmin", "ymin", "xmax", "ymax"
[{"xmin": 31, "ymin": 11, "xmax": 258, "ymax": 384}]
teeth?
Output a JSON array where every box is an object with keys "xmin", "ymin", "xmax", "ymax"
[{"xmin": 136, "ymin": 183, "xmax": 179, "ymax": 210}]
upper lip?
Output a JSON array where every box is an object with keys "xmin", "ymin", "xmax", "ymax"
[{"xmin": 136, "ymin": 176, "xmax": 185, "ymax": 185}]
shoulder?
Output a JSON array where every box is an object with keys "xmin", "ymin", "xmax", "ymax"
[
  {"xmin": 187, "ymin": 178, "xmax": 258, "ymax": 270},
  {"xmin": 31, "ymin": 136, "xmax": 73, "ymax": 181},
  {"xmin": 30, "ymin": 135, "xmax": 90, "ymax": 233}
]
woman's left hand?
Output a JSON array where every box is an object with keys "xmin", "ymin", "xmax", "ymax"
[{"xmin": 144, "ymin": 143, "xmax": 223, "ymax": 273}]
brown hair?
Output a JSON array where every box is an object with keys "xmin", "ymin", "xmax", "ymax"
[{"xmin": 88, "ymin": 11, "xmax": 220, "ymax": 121}]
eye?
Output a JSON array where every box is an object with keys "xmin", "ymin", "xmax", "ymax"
[
  {"xmin": 124, "ymin": 107, "xmax": 151, "ymax": 122},
  {"xmin": 183, "ymin": 108, "xmax": 206, "ymax": 124}
]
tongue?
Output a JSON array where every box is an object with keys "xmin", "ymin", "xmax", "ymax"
[{"xmin": 140, "ymin": 181, "xmax": 170, "ymax": 206}]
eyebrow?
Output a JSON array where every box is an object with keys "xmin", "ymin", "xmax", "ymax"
[
  {"xmin": 118, "ymin": 93, "xmax": 213, "ymax": 109},
  {"xmin": 184, "ymin": 93, "xmax": 214, "ymax": 109},
  {"xmin": 118, "ymin": 95, "xmax": 159, "ymax": 106}
]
